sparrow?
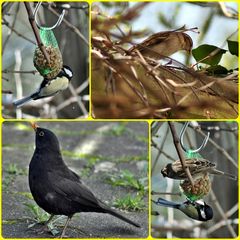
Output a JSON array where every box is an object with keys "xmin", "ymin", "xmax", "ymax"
[
  {"xmin": 29, "ymin": 122, "xmax": 140, "ymax": 237},
  {"xmin": 13, "ymin": 66, "xmax": 72, "ymax": 108},
  {"xmin": 152, "ymin": 198, "xmax": 213, "ymax": 221},
  {"xmin": 128, "ymin": 30, "xmax": 193, "ymax": 60},
  {"xmin": 161, "ymin": 158, "xmax": 237, "ymax": 180}
]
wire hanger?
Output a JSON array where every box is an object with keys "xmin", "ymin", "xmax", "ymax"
[
  {"xmin": 33, "ymin": 2, "xmax": 65, "ymax": 30},
  {"xmin": 180, "ymin": 122, "xmax": 210, "ymax": 153}
]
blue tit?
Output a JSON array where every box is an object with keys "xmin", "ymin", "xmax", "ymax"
[
  {"xmin": 161, "ymin": 158, "xmax": 237, "ymax": 180},
  {"xmin": 152, "ymin": 198, "xmax": 213, "ymax": 221},
  {"xmin": 13, "ymin": 65, "xmax": 73, "ymax": 108}
]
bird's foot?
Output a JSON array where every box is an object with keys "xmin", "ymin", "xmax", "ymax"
[
  {"xmin": 58, "ymin": 227, "xmax": 90, "ymax": 238},
  {"xmin": 27, "ymin": 222, "xmax": 60, "ymax": 236}
]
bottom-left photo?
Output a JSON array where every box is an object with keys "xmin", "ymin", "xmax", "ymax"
[{"xmin": 2, "ymin": 121, "xmax": 149, "ymax": 238}]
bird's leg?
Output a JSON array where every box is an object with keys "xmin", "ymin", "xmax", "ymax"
[
  {"xmin": 28, "ymin": 214, "xmax": 55, "ymax": 235},
  {"xmin": 60, "ymin": 216, "xmax": 72, "ymax": 238},
  {"xmin": 45, "ymin": 214, "xmax": 55, "ymax": 225}
]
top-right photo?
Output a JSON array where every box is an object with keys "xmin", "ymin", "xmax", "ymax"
[{"xmin": 91, "ymin": 2, "xmax": 238, "ymax": 119}]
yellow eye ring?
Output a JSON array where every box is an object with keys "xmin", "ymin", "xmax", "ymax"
[{"xmin": 39, "ymin": 131, "xmax": 44, "ymax": 136}]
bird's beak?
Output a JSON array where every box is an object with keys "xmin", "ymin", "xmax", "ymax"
[{"xmin": 30, "ymin": 122, "xmax": 39, "ymax": 131}]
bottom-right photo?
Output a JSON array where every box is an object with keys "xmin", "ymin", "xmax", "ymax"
[{"xmin": 151, "ymin": 121, "xmax": 238, "ymax": 238}]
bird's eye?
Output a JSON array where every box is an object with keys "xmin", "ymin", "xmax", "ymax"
[{"xmin": 39, "ymin": 131, "xmax": 44, "ymax": 136}]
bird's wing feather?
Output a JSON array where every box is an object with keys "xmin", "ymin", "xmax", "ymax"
[
  {"xmin": 173, "ymin": 158, "xmax": 215, "ymax": 175},
  {"xmin": 47, "ymin": 170, "xmax": 103, "ymax": 209}
]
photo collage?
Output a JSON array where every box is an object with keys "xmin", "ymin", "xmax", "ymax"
[{"xmin": 1, "ymin": 1, "xmax": 239, "ymax": 239}]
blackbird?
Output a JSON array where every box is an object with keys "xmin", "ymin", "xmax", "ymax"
[{"xmin": 29, "ymin": 122, "xmax": 140, "ymax": 238}]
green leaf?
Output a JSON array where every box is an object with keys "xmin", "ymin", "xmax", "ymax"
[
  {"xmin": 227, "ymin": 40, "xmax": 238, "ymax": 56},
  {"xmin": 192, "ymin": 44, "xmax": 227, "ymax": 66},
  {"xmin": 206, "ymin": 65, "xmax": 229, "ymax": 75}
]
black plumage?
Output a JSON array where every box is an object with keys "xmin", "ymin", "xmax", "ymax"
[{"xmin": 29, "ymin": 123, "xmax": 140, "ymax": 237}]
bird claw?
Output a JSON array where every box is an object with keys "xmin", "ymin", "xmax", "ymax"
[
  {"xmin": 27, "ymin": 223, "xmax": 50, "ymax": 234},
  {"xmin": 27, "ymin": 222, "xmax": 60, "ymax": 236}
]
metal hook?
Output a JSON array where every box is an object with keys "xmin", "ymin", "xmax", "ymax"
[
  {"xmin": 33, "ymin": 2, "xmax": 65, "ymax": 30},
  {"xmin": 180, "ymin": 122, "xmax": 210, "ymax": 153}
]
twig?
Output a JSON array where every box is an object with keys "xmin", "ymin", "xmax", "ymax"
[
  {"xmin": 24, "ymin": 2, "xmax": 50, "ymax": 64},
  {"xmin": 152, "ymin": 223, "xmax": 201, "ymax": 232},
  {"xmin": 200, "ymin": 125, "xmax": 238, "ymax": 133},
  {"xmin": 151, "ymin": 125, "xmax": 169, "ymax": 175},
  {"xmin": 151, "ymin": 139, "xmax": 176, "ymax": 161},
  {"xmin": 2, "ymin": 18, "xmax": 35, "ymax": 44},
  {"xmin": 2, "ymin": 3, "xmax": 20, "ymax": 54},
  {"xmin": 218, "ymin": 2, "xmax": 238, "ymax": 19},
  {"xmin": 69, "ymin": 83, "xmax": 88, "ymax": 115},
  {"xmin": 168, "ymin": 122, "xmax": 195, "ymax": 189},
  {"xmin": 46, "ymin": 5, "xmax": 89, "ymax": 46},
  {"xmin": 151, "ymin": 191, "xmax": 181, "ymax": 196},
  {"xmin": 14, "ymin": 50, "xmax": 23, "ymax": 119},
  {"xmin": 2, "ymin": 69, "xmax": 38, "ymax": 74},
  {"xmin": 2, "ymin": 76, "xmax": 9, "ymax": 81},
  {"xmin": 210, "ymin": 191, "xmax": 237, "ymax": 237},
  {"xmin": 151, "ymin": 122, "xmax": 162, "ymax": 136},
  {"xmin": 2, "ymin": 90, "xmax": 13, "ymax": 94},
  {"xmin": 207, "ymin": 203, "xmax": 238, "ymax": 234},
  {"xmin": 196, "ymin": 128, "xmax": 238, "ymax": 168}
]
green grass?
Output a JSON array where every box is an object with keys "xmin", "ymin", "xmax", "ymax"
[
  {"xmin": 2, "ymin": 175, "xmax": 15, "ymax": 190},
  {"xmin": 113, "ymin": 194, "xmax": 146, "ymax": 211},
  {"xmin": 3, "ymin": 164, "xmax": 28, "ymax": 190},
  {"xmin": 63, "ymin": 151, "xmax": 147, "ymax": 163},
  {"xmin": 5, "ymin": 163, "xmax": 27, "ymax": 175},
  {"xmin": 106, "ymin": 170, "xmax": 145, "ymax": 194},
  {"xmin": 2, "ymin": 143, "xmax": 32, "ymax": 149},
  {"xmin": 24, "ymin": 202, "xmax": 49, "ymax": 223},
  {"xmin": 107, "ymin": 122, "xmax": 128, "ymax": 136},
  {"xmin": 2, "ymin": 220, "xmax": 18, "ymax": 225}
]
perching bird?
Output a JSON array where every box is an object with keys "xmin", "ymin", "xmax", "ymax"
[
  {"xmin": 128, "ymin": 30, "xmax": 193, "ymax": 60},
  {"xmin": 13, "ymin": 66, "xmax": 72, "ymax": 108},
  {"xmin": 29, "ymin": 122, "xmax": 140, "ymax": 238},
  {"xmin": 152, "ymin": 198, "xmax": 213, "ymax": 221},
  {"xmin": 161, "ymin": 158, "xmax": 237, "ymax": 180}
]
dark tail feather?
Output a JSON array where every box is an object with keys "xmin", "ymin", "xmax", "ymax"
[
  {"xmin": 13, "ymin": 95, "xmax": 33, "ymax": 108},
  {"xmin": 104, "ymin": 207, "xmax": 140, "ymax": 228}
]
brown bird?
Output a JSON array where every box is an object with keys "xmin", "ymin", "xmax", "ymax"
[
  {"xmin": 161, "ymin": 158, "xmax": 237, "ymax": 180},
  {"xmin": 128, "ymin": 30, "xmax": 193, "ymax": 60}
]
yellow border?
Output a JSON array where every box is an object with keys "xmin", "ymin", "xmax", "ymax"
[{"xmin": 1, "ymin": 1, "xmax": 240, "ymax": 240}]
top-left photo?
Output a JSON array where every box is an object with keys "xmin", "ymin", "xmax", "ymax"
[{"xmin": 2, "ymin": 2, "xmax": 89, "ymax": 119}]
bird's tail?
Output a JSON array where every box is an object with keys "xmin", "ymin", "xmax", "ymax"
[
  {"xmin": 211, "ymin": 169, "xmax": 237, "ymax": 180},
  {"xmin": 13, "ymin": 95, "xmax": 33, "ymax": 108},
  {"xmin": 101, "ymin": 205, "xmax": 140, "ymax": 228},
  {"xmin": 152, "ymin": 198, "xmax": 180, "ymax": 209}
]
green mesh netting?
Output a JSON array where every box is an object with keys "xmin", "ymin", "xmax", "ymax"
[
  {"xmin": 185, "ymin": 150, "xmax": 202, "ymax": 159},
  {"xmin": 34, "ymin": 27, "xmax": 63, "ymax": 78},
  {"xmin": 39, "ymin": 28, "xmax": 59, "ymax": 48}
]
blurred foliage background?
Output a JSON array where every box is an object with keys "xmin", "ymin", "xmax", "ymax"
[{"xmin": 2, "ymin": 2, "xmax": 89, "ymax": 119}]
